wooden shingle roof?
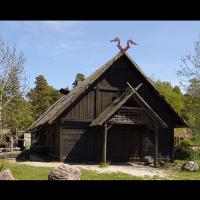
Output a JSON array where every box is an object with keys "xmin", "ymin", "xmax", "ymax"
[
  {"xmin": 28, "ymin": 52, "xmax": 124, "ymax": 131},
  {"xmin": 28, "ymin": 51, "xmax": 187, "ymax": 131},
  {"xmin": 90, "ymin": 87, "xmax": 168, "ymax": 128}
]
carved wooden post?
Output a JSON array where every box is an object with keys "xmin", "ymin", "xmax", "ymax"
[
  {"xmin": 154, "ymin": 123, "xmax": 158, "ymax": 167},
  {"xmin": 102, "ymin": 123, "xmax": 108, "ymax": 164}
]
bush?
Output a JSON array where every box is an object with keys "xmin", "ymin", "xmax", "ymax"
[
  {"xmin": 175, "ymin": 139, "xmax": 200, "ymax": 160},
  {"xmin": 190, "ymin": 133, "xmax": 200, "ymax": 145},
  {"xmin": 180, "ymin": 140, "xmax": 191, "ymax": 147}
]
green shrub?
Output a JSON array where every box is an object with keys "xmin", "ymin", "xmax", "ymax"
[
  {"xmin": 190, "ymin": 133, "xmax": 200, "ymax": 145},
  {"xmin": 175, "ymin": 139, "xmax": 200, "ymax": 160},
  {"xmin": 180, "ymin": 140, "xmax": 191, "ymax": 147}
]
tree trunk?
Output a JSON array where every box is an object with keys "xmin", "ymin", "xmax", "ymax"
[{"xmin": 0, "ymin": 91, "xmax": 3, "ymax": 129}]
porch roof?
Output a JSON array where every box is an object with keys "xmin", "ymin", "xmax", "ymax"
[{"xmin": 90, "ymin": 87, "xmax": 168, "ymax": 128}]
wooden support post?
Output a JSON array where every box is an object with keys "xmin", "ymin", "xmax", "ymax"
[
  {"xmin": 154, "ymin": 123, "xmax": 158, "ymax": 167},
  {"xmin": 171, "ymin": 128, "xmax": 175, "ymax": 163},
  {"xmin": 10, "ymin": 136, "xmax": 13, "ymax": 152},
  {"xmin": 102, "ymin": 123, "xmax": 108, "ymax": 164}
]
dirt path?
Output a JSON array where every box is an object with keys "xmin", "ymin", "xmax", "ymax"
[
  {"xmin": 9, "ymin": 159, "xmax": 172, "ymax": 179},
  {"xmin": 76, "ymin": 163, "xmax": 172, "ymax": 179}
]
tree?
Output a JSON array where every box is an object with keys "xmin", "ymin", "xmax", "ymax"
[
  {"xmin": 0, "ymin": 37, "xmax": 26, "ymax": 129},
  {"xmin": 182, "ymin": 79, "xmax": 200, "ymax": 131},
  {"xmin": 177, "ymin": 35, "xmax": 200, "ymax": 132},
  {"xmin": 27, "ymin": 75, "xmax": 62, "ymax": 119},
  {"xmin": 72, "ymin": 73, "xmax": 85, "ymax": 88},
  {"xmin": 177, "ymin": 35, "xmax": 200, "ymax": 82},
  {"xmin": 154, "ymin": 80, "xmax": 184, "ymax": 115}
]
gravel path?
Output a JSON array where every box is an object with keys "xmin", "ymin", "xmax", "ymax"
[
  {"xmin": 9, "ymin": 159, "xmax": 172, "ymax": 179},
  {"xmin": 75, "ymin": 163, "xmax": 172, "ymax": 178}
]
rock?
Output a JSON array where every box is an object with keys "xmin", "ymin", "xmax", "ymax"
[
  {"xmin": 0, "ymin": 169, "xmax": 15, "ymax": 180},
  {"xmin": 48, "ymin": 164, "xmax": 80, "ymax": 180},
  {"xmin": 181, "ymin": 161, "xmax": 199, "ymax": 172}
]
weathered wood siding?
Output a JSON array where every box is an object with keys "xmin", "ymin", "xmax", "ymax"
[
  {"xmin": 60, "ymin": 121, "xmax": 94, "ymax": 162},
  {"xmin": 158, "ymin": 128, "xmax": 174, "ymax": 161},
  {"xmin": 33, "ymin": 54, "xmax": 177, "ymax": 162},
  {"xmin": 141, "ymin": 128, "xmax": 154, "ymax": 158},
  {"xmin": 107, "ymin": 125, "xmax": 143, "ymax": 162},
  {"xmin": 63, "ymin": 91, "xmax": 95, "ymax": 120},
  {"xmin": 61, "ymin": 55, "xmax": 179, "ymax": 128}
]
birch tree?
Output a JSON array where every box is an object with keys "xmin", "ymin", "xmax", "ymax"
[{"xmin": 0, "ymin": 37, "xmax": 26, "ymax": 129}]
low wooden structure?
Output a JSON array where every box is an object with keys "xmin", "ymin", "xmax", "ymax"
[
  {"xmin": 174, "ymin": 128, "xmax": 192, "ymax": 147},
  {"xmin": 29, "ymin": 52, "xmax": 187, "ymax": 165}
]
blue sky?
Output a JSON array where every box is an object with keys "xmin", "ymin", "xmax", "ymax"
[{"xmin": 0, "ymin": 21, "xmax": 200, "ymax": 90}]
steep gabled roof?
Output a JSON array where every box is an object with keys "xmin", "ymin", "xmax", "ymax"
[
  {"xmin": 28, "ymin": 51, "xmax": 187, "ymax": 131},
  {"xmin": 28, "ymin": 52, "xmax": 124, "ymax": 131},
  {"xmin": 90, "ymin": 87, "xmax": 167, "ymax": 128}
]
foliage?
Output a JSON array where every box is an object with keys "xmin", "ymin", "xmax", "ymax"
[
  {"xmin": 181, "ymin": 79, "xmax": 200, "ymax": 131},
  {"xmin": 175, "ymin": 139, "xmax": 200, "ymax": 160},
  {"xmin": 0, "ymin": 37, "xmax": 27, "ymax": 129},
  {"xmin": 177, "ymin": 35, "xmax": 200, "ymax": 132},
  {"xmin": 3, "ymin": 98, "xmax": 34, "ymax": 130},
  {"xmin": 190, "ymin": 133, "xmax": 200, "ymax": 145},
  {"xmin": 154, "ymin": 80, "xmax": 184, "ymax": 115},
  {"xmin": 27, "ymin": 75, "xmax": 62, "ymax": 120},
  {"xmin": 177, "ymin": 35, "xmax": 200, "ymax": 81},
  {"xmin": 72, "ymin": 73, "xmax": 85, "ymax": 88}
]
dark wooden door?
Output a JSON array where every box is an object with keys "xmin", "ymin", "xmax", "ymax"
[{"xmin": 107, "ymin": 125, "xmax": 144, "ymax": 162}]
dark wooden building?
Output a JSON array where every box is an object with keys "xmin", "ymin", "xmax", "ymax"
[{"xmin": 29, "ymin": 52, "xmax": 187, "ymax": 165}]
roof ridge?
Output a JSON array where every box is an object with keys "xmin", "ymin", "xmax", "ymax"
[{"xmin": 29, "ymin": 52, "xmax": 124, "ymax": 131}]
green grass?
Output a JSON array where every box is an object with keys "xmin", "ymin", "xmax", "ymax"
[
  {"xmin": 80, "ymin": 169, "xmax": 143, "ymax": 180},
  {"xmin": 0, "ymin": 159, "xmax": 143, "ymax": 180},
  {"xmin": 2, "ymin": 159, "xmax": 200, "ymax": 180},
  {"xmin": 0, "ymin": 160, "xmax": 53, "ymax": 180},
  {"xmin": 168, "ymin": 160, "xmax": 200, "ymax": 180},
  {"xmin": 170, "ymin": 170, "xmax": 200, "ymax": 180}
]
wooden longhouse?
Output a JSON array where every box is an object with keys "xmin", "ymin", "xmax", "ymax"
[{"xmin": 28, "ymin": 52, "xmax": 187, "ymax": 165}]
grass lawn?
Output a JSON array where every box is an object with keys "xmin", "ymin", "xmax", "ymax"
[
  {"xmin": 169, "ymin": 160, "xmax": 200, "ymax": 180},
  {"xmin": 0, "ymin": 160, "xmax": 53, "ymax": 180},
  {"xmin": 1, "ymin": 159, "xmax": 200, "ymax": 180},
  {"xmin": 80, "ymin": 169, "xmax": 143, "ymax": 180},
  {"xmin": 0, "ymin": 159, "xmax": 142, "ymax": 180}
]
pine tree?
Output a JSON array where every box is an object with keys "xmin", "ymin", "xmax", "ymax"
[
  {"xmin": 72, "ymin": 73, "xmax": 85, "ymax": 88},
  {"xmin": 28, "ymin": 75, "xmax": 62, "ymax": 119}
]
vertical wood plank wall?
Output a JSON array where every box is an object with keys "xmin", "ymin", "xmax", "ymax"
[{"xmin": 34, "ymin": 55, "xmax": 176, "ymax": 162}]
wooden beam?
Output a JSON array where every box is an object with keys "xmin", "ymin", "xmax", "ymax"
[
  {"xmin": 102, "ymin": 123, "xmax": 108, "ymax": 164},
  {"xmin": 126, "ymin": 82, "xmax": 167, "ymax": 128},
  {"xmin": 126, "ymin": 82, "xmax": 143, "ymax": 92},
  {"xmin": 107, "ymin": 124, "xmax": 113, "ymax": 131},
  {"xmin": 154, "ymin": 122, "xmax": 158, "ymax": 167},
  {"xmin": 94, "ymin": 86, "xmax": 99, "ymax": 118},
  {"xmin": 93, "ymin": 86, "xmax": 119, "ymax": 92}
]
